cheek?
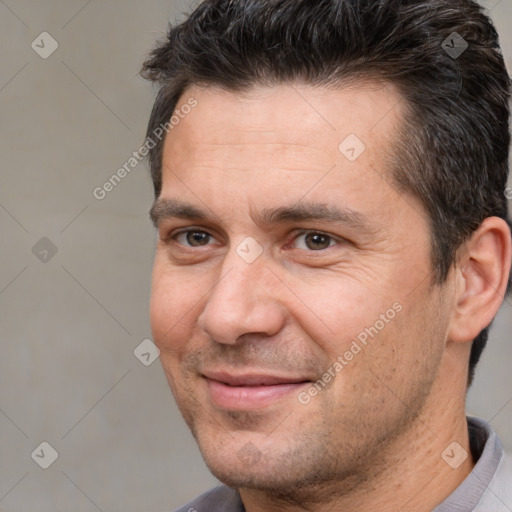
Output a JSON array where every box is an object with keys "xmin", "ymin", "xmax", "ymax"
[
  {"xmin": 283, "ymin": 272, "xmax": 392, "ymax": 357},
  {"xmin": 359, "ymin": 289, "xmax": 447, "ymax": 396},
  {"xmin": 149, "ymin": 259, "xmax": 202, "ymax": 355}
]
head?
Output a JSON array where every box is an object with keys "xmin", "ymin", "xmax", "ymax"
[{"xmin": 142, "ymin": 0, "xmax": 512, "ymax": 503}]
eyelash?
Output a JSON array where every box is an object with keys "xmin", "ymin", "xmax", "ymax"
[{"xmin": 167, "ymin": 228, "xmax": 340, "ymax": 251}]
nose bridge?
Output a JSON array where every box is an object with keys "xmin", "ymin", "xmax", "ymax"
[
  {"xmin": 197, "ymin": 245, "xmax": 284, "ymax": 344},
  {"xmin": 212, "ymin": 234, "xmax": 269, "ymax": 304}
]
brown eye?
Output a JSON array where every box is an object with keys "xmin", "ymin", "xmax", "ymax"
[
  {"xmin": 294, "ymin": 232, "xmax": 336, "ymax": 251},
  {"xmin": 175, "ymin": 231, "xmax": 213, "ymax": 247}
]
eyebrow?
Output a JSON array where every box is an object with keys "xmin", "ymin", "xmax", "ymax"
[{"xmin": 150, "ymin": 198, "xmax": 375, "ymax": 232}]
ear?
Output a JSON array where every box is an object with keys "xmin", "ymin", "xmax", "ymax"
[{"xmin": 448, "ymin": 217, "xmax": 512, "ymax": 343}]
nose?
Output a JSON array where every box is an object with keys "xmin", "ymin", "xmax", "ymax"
[{"xmin": 196, "ymin": 249, "xmax": 286, "ymax": 345}]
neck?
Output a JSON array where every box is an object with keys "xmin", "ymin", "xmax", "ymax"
[{"xmin": 240, "ymin": 345, "xmax": 474, "ymax": 512}]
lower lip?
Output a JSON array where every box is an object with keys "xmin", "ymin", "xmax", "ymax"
[{"xmin": 205, "ymin": 378, "xmax": 309, "ymax": 410}]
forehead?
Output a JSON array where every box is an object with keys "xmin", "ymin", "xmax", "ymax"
[
  {"xmin": 162, "ymin": 81, "xmax": 405, "ymax": 172},
  {"xmin": 156, "ymin": 82, "xmax": 411, "ymax": 231}
]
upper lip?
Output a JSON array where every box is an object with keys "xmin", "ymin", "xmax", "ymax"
[{"xmin": 202, "ymin": 371, "xmax": 311, "ymax": 387}]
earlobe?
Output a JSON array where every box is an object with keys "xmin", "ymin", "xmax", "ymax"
[{"xmin": 448, "ymin": 217, "xmax": 512, "ymax": 344}]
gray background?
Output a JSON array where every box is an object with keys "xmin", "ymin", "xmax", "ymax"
[{"xmin": 0, "ymin": 0, "xmax": 511, "ymax": 510}]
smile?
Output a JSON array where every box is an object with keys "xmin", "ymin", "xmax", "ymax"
[{"xmin": 202, "ymin": 371, "xmax": 312, "ymax": 410}]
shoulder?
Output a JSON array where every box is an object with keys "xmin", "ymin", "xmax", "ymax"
[
  {"xmin": 473, "ymin": 451, "xmax": 512, "ymax": 511},
  {"xmin": 173, "ymin": 485, "xmax": 243, "ymax": 512}
]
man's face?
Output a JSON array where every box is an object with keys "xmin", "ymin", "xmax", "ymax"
[{"xmin": 150, "ymin": 83, "xmax": 454, "ymax": 494}]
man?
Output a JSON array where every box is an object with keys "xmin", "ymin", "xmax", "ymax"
[{"xmin": 141, "ymin": 0, "xmax": 512, "ymax": 510}]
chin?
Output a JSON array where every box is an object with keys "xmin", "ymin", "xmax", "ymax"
[
  {"xmin": 204, "ymin": 453, "xmax": 362, "ymax": 507},
  {"xmin": 198, "ymin": 431, "xmax": 338, "ymax": 488}
]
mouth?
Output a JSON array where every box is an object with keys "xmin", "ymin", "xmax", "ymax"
[{"xmin": 201, "ymin": 371, "xmax": 312, "ymax": 410}]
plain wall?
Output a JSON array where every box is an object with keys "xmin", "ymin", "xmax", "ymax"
[{"xmin": 0, "ymin": 0, "xmax": 510, "ymax": 510}]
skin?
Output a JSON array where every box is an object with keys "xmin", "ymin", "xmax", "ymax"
[{"xmin": 149, "ymin": 82, "xmax": 511, "ymax": 511}]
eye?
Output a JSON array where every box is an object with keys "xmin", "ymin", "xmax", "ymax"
[
  {"xmin": 173, "ymin": 230, "xmax": 215, "ymax": 247},
  {"xmin": 291, "ymin": 231, "xmax": 338, "ymax": 251},
  {"xmin": 168, "ymin": 228, "xmax": 340, "ymax": 251}
]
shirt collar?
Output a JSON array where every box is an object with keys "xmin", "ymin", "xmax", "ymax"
[{"xmin": 432, "ymin": 416, "xmax": 503, "ymax": 512}]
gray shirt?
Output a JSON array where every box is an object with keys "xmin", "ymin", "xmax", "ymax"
[{"xmin": 175, "ymin": 416, "xmax": 512, "ymax": 511}]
